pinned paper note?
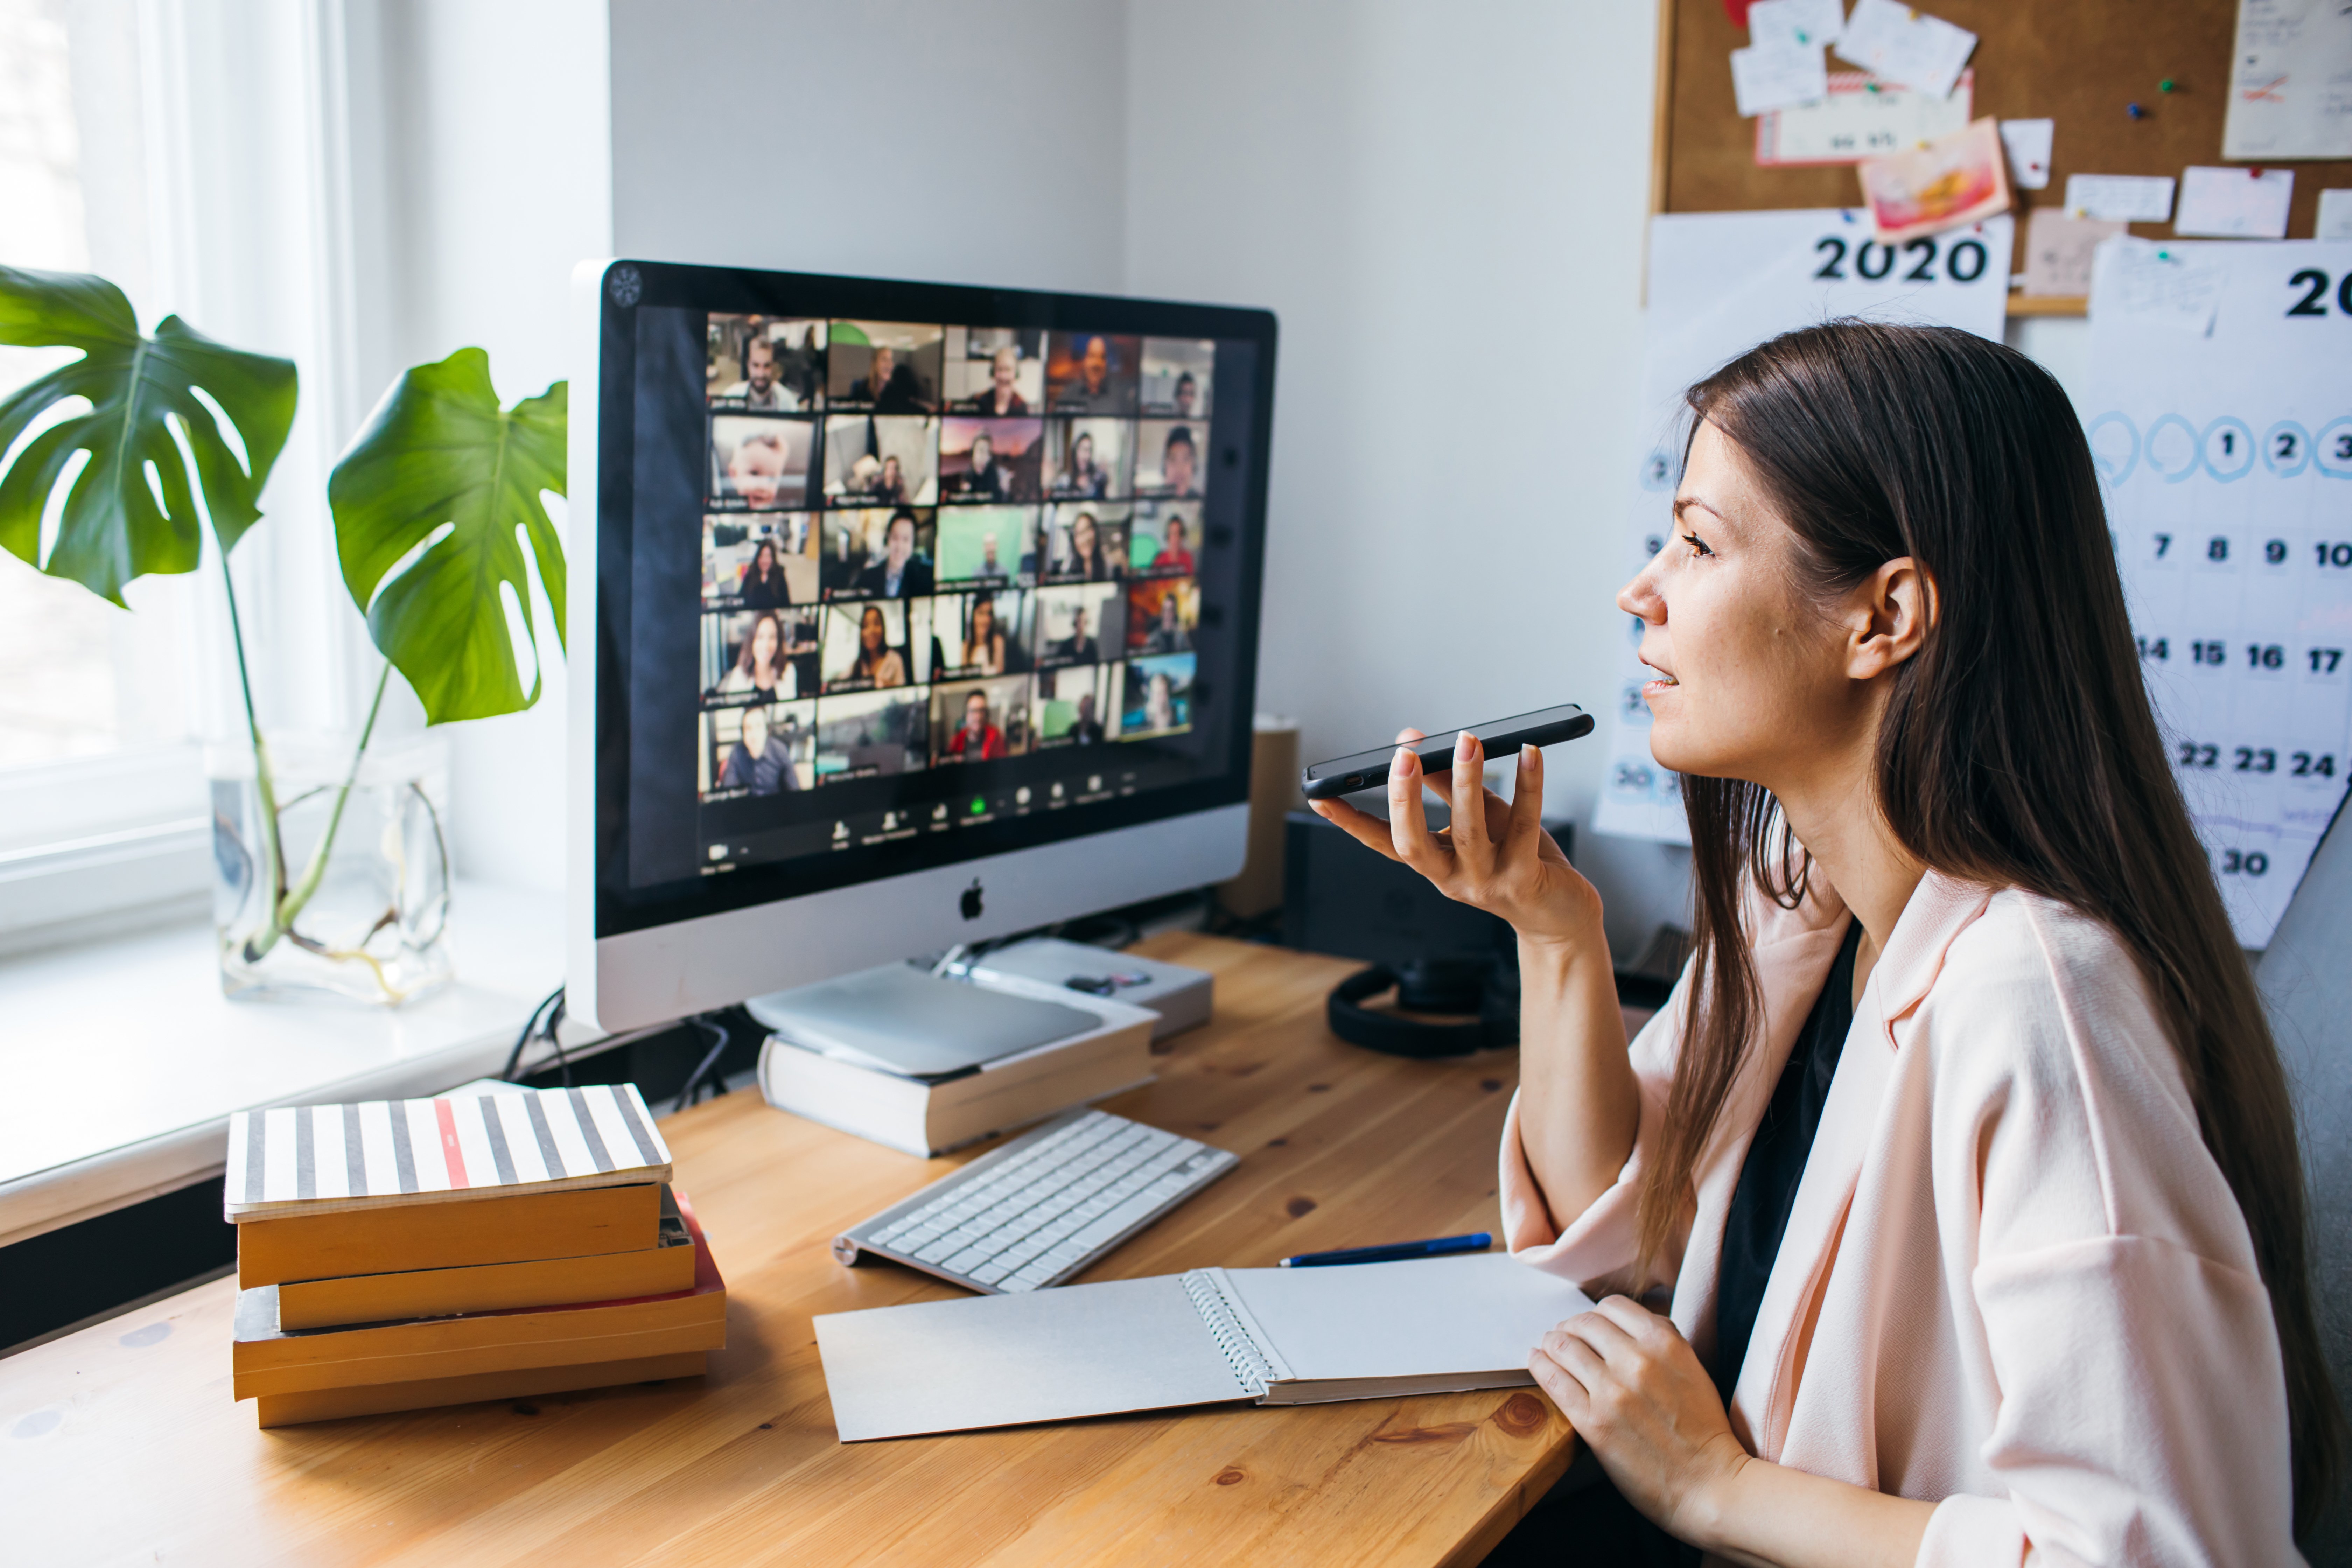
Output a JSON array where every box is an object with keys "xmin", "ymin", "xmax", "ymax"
[
  {"xmin": 1856, "ymin": 117, "xmax": 2010, "ymax": 242},
  {"xmin": 1755, "ymin": 69, "xmax": 1972, "ymax": 164},
  {"xmin": 2065, "ymin": 173, "xmax": 2176, "ymax": 223},
  {"xmin": 2021, "ymin": 210, "xmax": 2124, "ymax": 296},
  {"xmin": 2174, "ymin": 166, "xmax": 2295, "ymax": 239},
  {"xmin": 1747, "ymin": 0, "xmax": 1845, "ymax": 50},
  {"xmin": 1997, "ymin": 119, "xmax": 2053, "ymax": 190},
  {"xmin": 2223, "ymin": 0, "xmax": 2352, "ymax": 160},
  {"xmin": 1732, "ymin": 43, "xmax": 1830, "ymax": 116},
  {"xmin": 2320, "ymin": 189, "xmax": 2352, "ymax": 242},
  {"xmin": 1835, "ymin": 0, "xmax": 1977, "ymax": 99},
  {"xmin": 2091, "ymin": 237, "xmax": 2226, "ymax": 336}
]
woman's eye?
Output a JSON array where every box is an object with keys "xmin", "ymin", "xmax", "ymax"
[{"xmin": 1682, "ymin": 532, "xmax": 1714, "ymax": 558}]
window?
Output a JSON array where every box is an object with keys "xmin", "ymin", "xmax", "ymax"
[{"xmin": 0, "ymin": 0, "xmax": 207, "ymax": 945}]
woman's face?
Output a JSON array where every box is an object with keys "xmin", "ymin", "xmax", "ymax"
[
  {"xmin": 882, "ymin": 455, "xmax": 901, "ymax": 482},
  {"xmin": 751, "ymin": 615, "xmax": 779, "ymax": 670},
  {"xmin": 992, "ymin": 348, "xmax": 1017, "ymax": 394},
  {"xmin": 971, "ymin": 601, "xmax": 995, "ymax": 641},
  {"xmin": 753, "ymin": 541, "xmax": 775, "ymax": 574},
  {"xmin": 1617, "ymin": 421, "xmax": 1861, "ymax": 786},
  {"xmin": 1073, "ymin": 434, "xmax": 1094, "ymax": 470},
  {"xmin": 860, "ymin": 607, "xmax": 886, "ymax": 653},
  {"xmin": 1072, "ymin": 514, "xmax": 1096, "ymax": 556}
]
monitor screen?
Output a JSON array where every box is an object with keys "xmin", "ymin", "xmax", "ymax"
[{"xmin": 587, "ymin": 265, "xmax": 1274, "ymax": 941}]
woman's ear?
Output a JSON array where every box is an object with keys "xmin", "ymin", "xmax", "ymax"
[{"xmin": 1847, "ymin": 556, "xmax": 1933, "ymax": 680}]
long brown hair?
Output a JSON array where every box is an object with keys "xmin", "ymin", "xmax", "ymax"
[{"xmin": 1639, "ymin": 320, "xmax": 2338, "ymax": 1529}]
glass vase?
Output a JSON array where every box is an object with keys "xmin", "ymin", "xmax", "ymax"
[{"xmin": 209, "ymin": 730, "xmax": 453, "ymax": 1005}]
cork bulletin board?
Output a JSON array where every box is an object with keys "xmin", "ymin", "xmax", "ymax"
[{"xmin": 1650, "ymin": 0, "xmax": 2352, "ymax": 310}]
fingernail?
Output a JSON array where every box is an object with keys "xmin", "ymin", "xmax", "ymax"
[{"xmin": 1393, "ymin": 746, "xmax": 1414, "ymax": 774}]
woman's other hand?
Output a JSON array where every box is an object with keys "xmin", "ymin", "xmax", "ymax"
[
  {"xmin": 1308, "ymin": 728, "xmax": 1600, "ymax": 950},
  {"xmin": 1531, "ymin": 1296, "xmax": 1749, "ymax": 1551}
]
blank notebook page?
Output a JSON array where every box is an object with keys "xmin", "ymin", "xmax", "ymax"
[
  {"xmin": 817, "ymin": 1274, "xmax": 1252, "ymax": 1441},
  {"xmin": 1224, "ymin": 1254, "xmax": 1594, "ymax": 1385}
]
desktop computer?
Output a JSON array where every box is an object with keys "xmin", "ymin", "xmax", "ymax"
[{"xmin": 565, "ymin": 259, "xmax": 1277, "ymax": 1038}]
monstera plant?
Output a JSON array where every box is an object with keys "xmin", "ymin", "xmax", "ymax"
[{"xmin": 0, "ymin": 264, "xmax": 566, "ymax": 995}]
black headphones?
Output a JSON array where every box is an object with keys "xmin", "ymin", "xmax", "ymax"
[{"xmin": 1326, "ymin": 957, "xmax": 1521, "ymax": 1058}]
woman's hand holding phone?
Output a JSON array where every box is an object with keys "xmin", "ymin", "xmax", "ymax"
[{"xmin": 1307, "ymin": 727, "xmax": 1603, "ymax": 953}]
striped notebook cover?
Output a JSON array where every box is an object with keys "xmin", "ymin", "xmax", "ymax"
[{"xmin": 224, "ymin": 1084, "xmax": 672, "ymax": 1221}]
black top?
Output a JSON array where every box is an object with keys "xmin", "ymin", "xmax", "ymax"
[{"xmin": 1711, "ymin": 919, "xmax": 1864, "ymax": 1409}]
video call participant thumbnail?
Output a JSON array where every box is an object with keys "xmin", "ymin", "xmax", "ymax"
[
  {"xmin": 1034, "ymin": 581, "xmax": 1125, "ymax": 668},
  {"xmin": 937, "ymin": 589, "xmax": 1032, "ymax": 679},
  {"xmin": 814, "ymin": 687, "xmax": 929, "ymax": 781},
  {"xmin": 1131, "ymin": 501, "xmax": 1196, "ymax": 575},
  {"xmin": 824, "ymin": 508, "xmax": 936, "ymax": 599},
  {"xmin": 939, "ymin": 417, "xmax": 1043, "ymax": 503},
  {"xmin": 1140, "ymin": 337, "xmax": 1213, "ymax": 418},
  {"xmin": 704, "ymin": 608, "xmax": 816, "ymax": 703},
  {"xmin": 1133, "ymin": 421, "xmax": 1201, "ymax": 498},
  {"xmin": 1046, "ymin": 418, "xmax": 1132, "ymax": 500},
  {"xmin": 828, "ymin": 322, "xmax": 944, "ymax": 413},
  {"xmin": 934, "ymin": 505, "xmax": 1034, "ymax": 587},
  {"xmin": 818, "ymin": 598, "xmax": 928, "ymax": 692},
  {"xmin": 823, "ymin": 415, "xmax": 939, "ymax": 506},
  {"xmin": 1043, "ymin": 505, "xmax": 1127, "ymax": 582},
  {"xmin": 947, "ymin": 328, "xmax": 1045, "ymax": 414},
  {"xmin": 1126, "ymin": 578, "xmax": 1196, "ymax": 654},
  {"xmin": 1121, "ymin": 652, "xmax": 1195, "ymax": 737},
  {"xmin": 703, "ymin": 514, "xmax": 818, "ymax": 608},
  {"xmin": 710, "ymin": 415, "xmax": 817, "ymax": 511},
  {"xmin": 707, "ymin": 316, "xmax": 826, "ymax": 411},
  {"xmin": 705, "ymin": 700, "xmax": 815, "ymax": 797},
  {"xmin": 1045, "ymin": 332, "xmax": 1140, "ymax": 414},
  {"xmin": 1033, "ymin": 663, "xmax": 1115, "ymax": 747},
  {"xmin": 932, "ymin": 677, "xmax": 1031, "ymax": 763}
]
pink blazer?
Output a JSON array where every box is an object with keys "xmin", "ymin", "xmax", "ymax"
[{"xmin": 1502, "ymin": 869, "xmax": 2298, "ymax": 1564}]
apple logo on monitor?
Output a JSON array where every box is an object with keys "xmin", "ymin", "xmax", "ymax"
[{"xmin": 961, "ymin": 878, "xmax": 984, "ymax": 921}]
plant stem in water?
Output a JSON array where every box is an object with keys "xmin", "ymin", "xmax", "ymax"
[
  {"xmin": 221, "ymin": 556, "xmax": 287, "ymax": 962},
  {"xmin": 273, "ymin": 660, "xmax": 394, "ymax": 942}
]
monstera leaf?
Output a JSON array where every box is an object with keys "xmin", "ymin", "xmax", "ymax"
[
  {"xmin": 330, "ymin": 349, "xmax": 566, "ymax": 724},
  {"xmin": 0, "ymin": 265, "xmax": 298, "ymax": 604}
]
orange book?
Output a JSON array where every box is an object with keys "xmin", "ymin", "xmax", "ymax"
[
  {"xmin": 233, "ymin": 1191, "xmax": 726, "ymax": 1401},
  {"xmin": 254, "ymin": 1351, "xmax": 707, "ymax": 1428},
  {"xmin": 274, "ymin": 1188, "xmax": 695, "ymax": 1330},
  {"xmin": 236, "ymin": 1181, "xmax": 662, "ymax": 1288}
]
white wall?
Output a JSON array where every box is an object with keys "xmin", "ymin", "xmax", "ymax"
[
  {"xmin": 1120, "ymin": 2, "xmax": 1689, "ymax": 957},
  {"xmin": 607, "ymin": 0, "xmax": 1128, "ymax": 290}
]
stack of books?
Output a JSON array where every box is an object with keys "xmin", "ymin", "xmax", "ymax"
[{"xmin": 224, "ymin": 1082, "xmax": 725, "ymax": 1428}]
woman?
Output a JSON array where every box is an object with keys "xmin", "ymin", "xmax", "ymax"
[
  {"xmin": 1063, "ymin": 510, "xmax": 1119, "ymax": 581},
  {"xmin": 713, "ymin": 610, "xmax": 794, "ymax": 701},
  {"xmin": 849, "ymin": 603, "xmax": 905, "ymax": 688},
  {"xmin": 1314, "ymin": 323, "xmax": 2329, "ymax": 1562},
  {"xmin": 874, "ymin": 453, "xmax": 909, "ymax": 505},
  {"xmin": 737, "ymin": 538, "xmax": 789, "ymax": 608},
  {"xmin": 1061, "ymin": 430, "xmax": 1106, "ymax": 497},
  {"xmin": 1142, "ymin": 672, "xmax": 1175, "ymax": 733},
  {"xmin": 961, "ymin": 595, "xmax": 1007, "ymax": 676}
]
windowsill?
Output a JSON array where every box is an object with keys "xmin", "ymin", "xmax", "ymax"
[{"xmin": 0, "ymin": 881, "xmax": 596, "ymax": 1250}]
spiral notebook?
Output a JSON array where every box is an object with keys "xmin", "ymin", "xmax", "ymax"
[{"xmin": 813, "ymin": 1252, "xmax": 1594, "ymax": 1441}]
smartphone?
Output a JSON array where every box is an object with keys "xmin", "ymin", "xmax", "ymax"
[{"xmin": 1299, "ymin": 703, "xmax": 1595, "ymax": 801}]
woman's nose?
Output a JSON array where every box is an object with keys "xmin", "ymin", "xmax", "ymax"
[{"xmin": 1618, "ymin": 559, "xmax": 1665, "ymax": 624}]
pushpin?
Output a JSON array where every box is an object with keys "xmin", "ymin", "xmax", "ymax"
[
  {"xmin": 2127, "ymin": 102, "xmax": 2145, "ymax": 119},
  {"xmin": 1865, "ymin": 79, "xmax": 1882, "ymax": 93},
  {"xmin": 2158, "ymin": 78, "xmax": 2176, "ymax": 93}
]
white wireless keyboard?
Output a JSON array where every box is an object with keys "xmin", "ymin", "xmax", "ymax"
[{"xmin": 831, "ymin": 1107, "xmax": 1238, "ymax": 1293}]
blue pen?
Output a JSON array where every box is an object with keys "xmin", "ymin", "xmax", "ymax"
[{"xmin": 1278, "ymin": 1232, "xmax": 1492, "ymax": 1268}]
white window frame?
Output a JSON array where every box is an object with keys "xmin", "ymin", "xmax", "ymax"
[{"xmin": 0, "ymin": 0, "xmax": 380, "ymax": 953}]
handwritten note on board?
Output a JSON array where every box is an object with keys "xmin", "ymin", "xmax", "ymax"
[
  {"xmin": 1834, "ymin": 0, "xmax": 1976, "ymax": 100},
  {"xmin": 2224, "ymin": 0, "xmax": 2352, "ymax": 160},
  {"xmin": 2175, "ymin": 167, "xmax": 2296, "ymax": 240}
]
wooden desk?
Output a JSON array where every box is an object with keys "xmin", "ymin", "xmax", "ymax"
[{"xmin": 0, "ymin": 935, "xmax": 1577, "ymax": 1566}]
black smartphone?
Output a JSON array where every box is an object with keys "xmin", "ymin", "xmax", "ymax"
[{"xmin": 1299, "ymin": 703, "xmax": 1595, "ymax": 801}]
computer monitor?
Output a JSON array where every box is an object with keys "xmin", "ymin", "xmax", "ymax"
[{"xmin": 566, "ymin": 260, "xmax": 1277, "ymax": 1034}]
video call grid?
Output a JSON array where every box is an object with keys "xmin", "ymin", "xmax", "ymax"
[{"xmin": 694, "ymin": 318, "xmax": 1217, "ymax": 804}]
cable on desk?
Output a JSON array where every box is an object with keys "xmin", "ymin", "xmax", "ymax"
[
  {"xmin": 502, "ymin": 986, "xmax": 569, "ymax": 1085},
  {"xmin": 673, "ymin": 1012, "xmax": 732, "ymax": 1115}
]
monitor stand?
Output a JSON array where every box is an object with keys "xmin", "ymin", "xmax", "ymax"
[{"xmin": 743, "ymin": 962, "xmax": 1102, "ymax": 1080}]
